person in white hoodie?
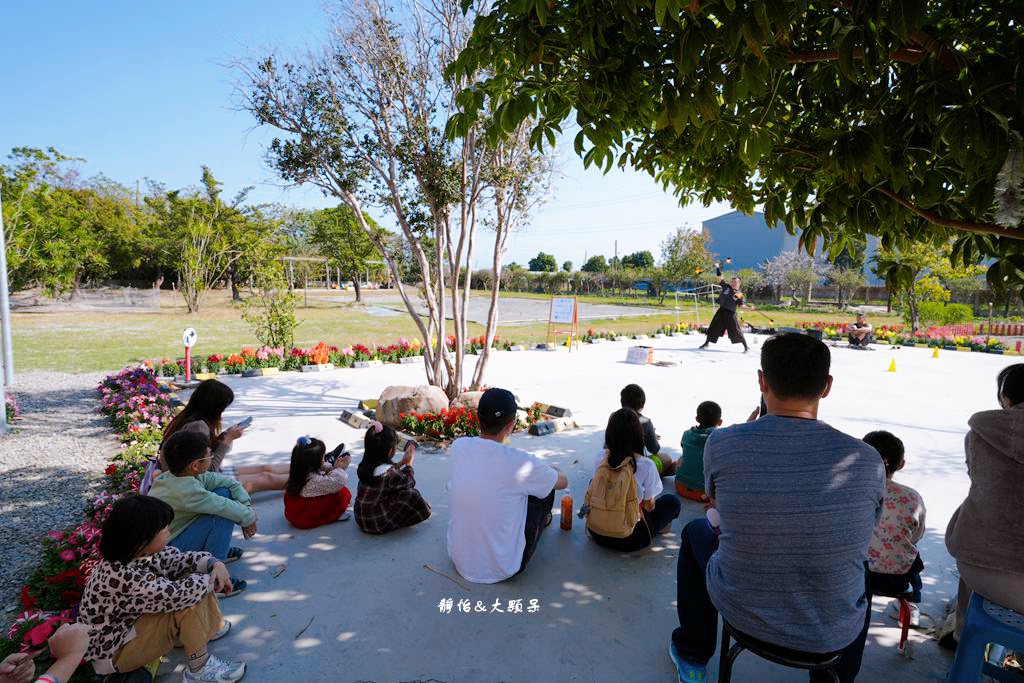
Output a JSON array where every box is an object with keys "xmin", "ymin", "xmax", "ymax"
[{"xmin": 943, "ymin": 363, "xmax": 1024, "ymax": 648}]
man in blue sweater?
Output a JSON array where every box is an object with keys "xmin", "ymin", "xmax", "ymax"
[{"xmin": 669, "ymin": 333, "xmax": 885, "ymax": 682}]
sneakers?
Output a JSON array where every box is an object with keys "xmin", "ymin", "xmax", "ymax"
[
  {"xmin": 224, "ymin": 547, "xmax": 244, "ymax": 564},
  {"xmin": 885, "ymin": 599, "xmax": 920, "ymax": 627},
  {"xmin": 182, "ymin": 655, "xmax": 246, "ymax": 683},
  {"xmin": 338, "ymin": 509, "xmax": 353, "ymax": 521},
  {"xmin": 669, "ymin": 640, "xmax": 707, "ymax": 682},
  {"xmin": 215, "ymin": 577, "xmax": 246, "ymax": 599}
]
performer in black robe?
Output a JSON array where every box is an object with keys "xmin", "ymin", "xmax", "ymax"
[{"xmin": 699, "ymin": 263, "xmax": 749, "ymax": 352}]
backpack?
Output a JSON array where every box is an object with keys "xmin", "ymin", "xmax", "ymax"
[{"xmin": 585, "ymin": 451, "xmax": 641, "ymax": 538}]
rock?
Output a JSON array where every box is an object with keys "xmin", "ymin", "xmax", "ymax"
[
  {"xmin": 449, "ymin": 391, "xmax": 484, "ymax": 413},
  {"xmin": 376, "ymin": 385, "xmax": 450, "ymax": 427}
]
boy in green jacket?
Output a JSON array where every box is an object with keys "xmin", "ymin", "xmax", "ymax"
[
  {"xmin": 674, "ymin": 401, "xmax": 722, "ymax": 501},
  {"xmin": 149, "ymin": 430, "xmax": 257, "ymax": 595}
]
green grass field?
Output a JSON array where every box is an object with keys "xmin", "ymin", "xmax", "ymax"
[{"xmin": 9, "ymin": 288, "xmax": 905, "ymax": 373}]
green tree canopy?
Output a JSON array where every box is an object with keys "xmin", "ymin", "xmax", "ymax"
[
  {"xmin": 621, "ymin": 250, "xmax": 654, "ymax": 269},
  {"xmin": 448, "ymin": 0, "xmax": 1024, "ymax": 288},
  {"xmin": 302, "ymin": 206, "xmax": 385, "ymax": 302},
  {"xmin": 661, "ymin": 227, "xmax": 712, "ymax": 284},
  {"xmin": 581, "ymin": 254, "xmax": 607, "ymax": 272},
  {"xmin": 562, "ymin": 260, "xmax": 572, "ymax": 272},
  {"xmin": 528, "ymin": 251, "xmax": 557, "ymax": 271}
]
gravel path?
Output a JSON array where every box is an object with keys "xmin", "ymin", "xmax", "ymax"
[{"xmin": 0, "ymin": 371, "xmax": 115, "ymax": 612}]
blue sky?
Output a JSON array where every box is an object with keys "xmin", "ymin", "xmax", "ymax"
[{"xmin": 0, "ymin": 1, "xmax": 733, "ymax": 268}]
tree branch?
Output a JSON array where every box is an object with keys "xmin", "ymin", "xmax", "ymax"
[
  {"xmin": 785, "ymin": 48, "xmax": 925, "ymax": 65},
  {"xmin": 875, "ymin": 187, "xmax": 1024, "ymax": 240}
]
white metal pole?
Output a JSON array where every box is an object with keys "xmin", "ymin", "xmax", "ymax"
[{"xmin": 0, "ymin": 194, "xmax": 14, "ymax": 386}]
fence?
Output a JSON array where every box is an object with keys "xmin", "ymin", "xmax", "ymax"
[{"xmin": 927, "ymin": 322, "xmax": 1024, "ymax": 337}]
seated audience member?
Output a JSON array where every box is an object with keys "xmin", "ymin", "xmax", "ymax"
[
  {"xmin": 141, "ymin": 378, "xmax": 288, "ymax": 495},
  {"xmin": 942, "ymin": 363, "xmax": 1024, "ymax": 649},
  {"xmin": 447, "ymin": 388, "xmax": 568, "ymax": 583},
  {"xmin": 354, "ymin": 422, "xmax": 432, "ymax": 534},
  {"xmin": 669, "ymin": 333, "xmax": 885, "ymax": 683},
  {"xmin": 848, "ymin": 312, "xmax": 873, "ymax": 349},
  {"xmin": 149, "ymin": 430, "xmax": 255, "ymax": 595},
  {"xmin": 863, "ymin": 430, "xmax": 926, "ymax": 626},
  {"xmin": 284, "ymin": 435, "xmax": 354, "ymax": 528},
  {"xmin": 0, "ymin": 623, "xmax": 90, "ymax": 683},
  {"xmin": 620, "ymin": 383, "xmax": 676, "ymax": 476},
  {"xmin": 674, "ymin": 401, "xmax": 722, "ymax": 501},
  {"xmin": 77, "ymin": 495, "xmax": 246, "ymax": 683},
  {"xmin": 586, "ymin": 408, "xmax": 681, "ymax": 552}
]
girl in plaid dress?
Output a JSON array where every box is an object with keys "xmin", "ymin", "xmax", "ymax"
[{"xmin": 354, "ymin": 422, "xmax": 432, "ymax": 534}]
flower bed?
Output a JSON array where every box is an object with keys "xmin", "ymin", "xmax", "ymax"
[
  {"xmin": 5, "ymin": 393, "xmax": 20, "ymax": 422},
  {"xmin": 400, "ymin": 406, "xmax": 480, "ymax": 441},
  {"xmin": 2, "ymin": 367, "xmax": 177, "ymax": 680}
]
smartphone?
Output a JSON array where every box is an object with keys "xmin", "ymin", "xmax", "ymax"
[
  {"xmin": 759, "ymin": 396, "xmax": 767, "ymax": 418},
  {"xmin": 236, "ymin": 416, "xmax": 253, "ymax": 429}
]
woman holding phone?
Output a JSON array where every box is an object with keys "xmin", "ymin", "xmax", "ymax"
[{"xmin": 145, "ymin": 379, "xmax": 289, "ymax": 494}]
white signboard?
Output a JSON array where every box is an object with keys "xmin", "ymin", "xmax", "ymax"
[
  {"xmin": 550, "ymin": 297, "xmax": 576, "ymax": 324},
  {"xmin": 182, "ymin": 327, "xmax": 198, "ymax": 348}
]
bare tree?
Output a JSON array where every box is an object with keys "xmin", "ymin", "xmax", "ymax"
[{"xmin": 236, "ymin": 0, "xmax": 551, "ymax": 397}]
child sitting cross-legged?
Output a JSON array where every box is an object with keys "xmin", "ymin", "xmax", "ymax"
[
  {"xmin": 354, "ymin": 421, "xmax": 432, "ymax": 534},
  {"xmin": 674, "ymin": 401, "xmax": 722, "ymax": 502},
  {"xmin": 864, "ymin": 430, "xmax": 926, "ymax": 626},
  {"xmin": 77, "ymin": 494, "xmax": 246, "ymax": 683},
  {"xmin": 149, "ymin": 430, "xmax": 255, "ymax": 597},
  {"xmin": 283, "ymin": 436, "xmax": 353, "ymax": 529}
]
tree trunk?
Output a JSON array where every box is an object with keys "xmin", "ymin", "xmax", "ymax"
[
  {"xmin": 886, "ymin": 288, "xmax": 892, "ymax": 313},
  {"xmin": 229, "ymin": 262, "xmax": 241, "ymax": 301},
  {"xmin": 909, "ymin": 283, "xmax": 919, "ymax": 332},
  {"xmin": 351, "ymin": 275, "xmax": 362, "ymax": 303}
]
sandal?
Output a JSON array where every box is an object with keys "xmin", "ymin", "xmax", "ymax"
[
  {"xmin": 224, "ymin": 547, "xmax": 244, "ymax": 564},
  {"xmin": 215, "ymin": 577, "xmax": 246, "ymax": 599}
]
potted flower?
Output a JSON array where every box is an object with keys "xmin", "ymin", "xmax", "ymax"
[{"xmin": 206, "ymin": 353, "xmax": 225, "ymax": 374}]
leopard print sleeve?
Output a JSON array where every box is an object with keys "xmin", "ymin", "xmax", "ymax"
[{"xmin": 154, "ymin": 546, "xmax": 211, "ymax": 577}]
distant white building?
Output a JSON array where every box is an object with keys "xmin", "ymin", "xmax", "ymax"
[{"xmin": 701, "ymin": 211, "xmax": 881, "ymax": 284}]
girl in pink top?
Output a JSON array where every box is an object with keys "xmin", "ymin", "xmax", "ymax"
[{"xmin": 864, "ymin": 430, "xmax": 926, "ymax": 625}]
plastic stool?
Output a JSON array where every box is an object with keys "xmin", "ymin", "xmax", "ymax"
[
  {"xmin": 718, "ymin": 621, "xmax": 841, "ymax": 683},
  {"xmin": 948, "ymin": 592, "xmax": 1024, "ymax": 682}
]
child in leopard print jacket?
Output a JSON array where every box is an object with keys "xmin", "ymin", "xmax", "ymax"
[{"xmin": 77, "ymin": 495, "xmax": 248, "ymax": 683}]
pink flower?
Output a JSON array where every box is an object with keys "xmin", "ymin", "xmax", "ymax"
[
  {"xmin": 47, "ymin": 531, "xmax": 62, "ymax": 541},
  {"xmin": 25, "ymin": 622, "xmax": 52, "ymax": 647},
  {"xmin": 59, "ymin": 549, "xmax": 76, "ymax": 562}
]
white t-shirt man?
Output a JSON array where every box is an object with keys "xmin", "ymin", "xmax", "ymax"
[
  {"xmin": 592, "ymin": 450, "xmax": 663, "ymax": 503},
  {"xmin": 447, "ymin": 436, "xmax": 559, "ymax": 583}
]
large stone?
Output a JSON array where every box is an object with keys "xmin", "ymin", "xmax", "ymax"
[
  {"xmin": 449, "ymin": 391, "xmax": 484, "ymax": 414},
  {"xmin": 376, "ymin": 385, "xmax": 450, "ymax": 427}
]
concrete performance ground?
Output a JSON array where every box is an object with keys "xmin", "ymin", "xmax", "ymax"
[{"xmin": 155, "ymin": 334, "xmax": 996, "ymax": 682}]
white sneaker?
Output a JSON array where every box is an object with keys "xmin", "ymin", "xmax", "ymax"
[
  {"xmin": 338, "ymin": 509, "xmax": 352, "ymax": 521},
  {"xmin": 885, "ymin": 599, "xmax": 920, "ymax": 627},
  {"xmin": 182, "ymin": 654, "xmax": 246, "ymax": 683}
]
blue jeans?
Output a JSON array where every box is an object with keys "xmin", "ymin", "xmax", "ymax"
[
  {"xmin": 671, "ymin": 518, "xmax": 871, "ymax": 682},
  {"xmin": 169, "ymin": 487, "xmax": 235, "ymax": 561}
]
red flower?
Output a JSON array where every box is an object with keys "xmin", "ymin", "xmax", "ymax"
[
  {"xmin": 105, "ymin": 464, "xmax": 118, "ymax": 476},
  {"xmin": 20, "ymin": 585, "xmax": 35, "ymax": 610}
]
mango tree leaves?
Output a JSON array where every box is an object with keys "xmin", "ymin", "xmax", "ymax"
[{"xmin": 448, "ymin": 0, "xmax": 1024, "ymax": 283}]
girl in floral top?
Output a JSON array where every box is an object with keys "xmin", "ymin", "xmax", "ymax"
[
  {"xmin": 354, "ymin": 422, "xmax": 431, "ymax": 534},
  {"xmin": 283, "ymin": 436, "xmax": 353, "ymax": 529},
  {"xmin": 77, "ymin": 495, "xmax": 246, "ymax": 682},
  {"xmin": 863, "ymin": 430, "xmax": 927, "ymax": 625}
]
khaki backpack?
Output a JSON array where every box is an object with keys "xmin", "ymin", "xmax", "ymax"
[{"xmin": 585, "ymin": 451, "xmax": 641, "ymax": 538}]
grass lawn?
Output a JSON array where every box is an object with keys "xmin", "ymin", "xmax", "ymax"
[{"xmin": 10, "ymin": 288, "xmax": 906, "ymax": 373}]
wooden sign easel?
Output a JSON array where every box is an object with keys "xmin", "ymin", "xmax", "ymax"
[{"xmin": 547, "ymin": 296, "xmax": 579, "ymax": 351}]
